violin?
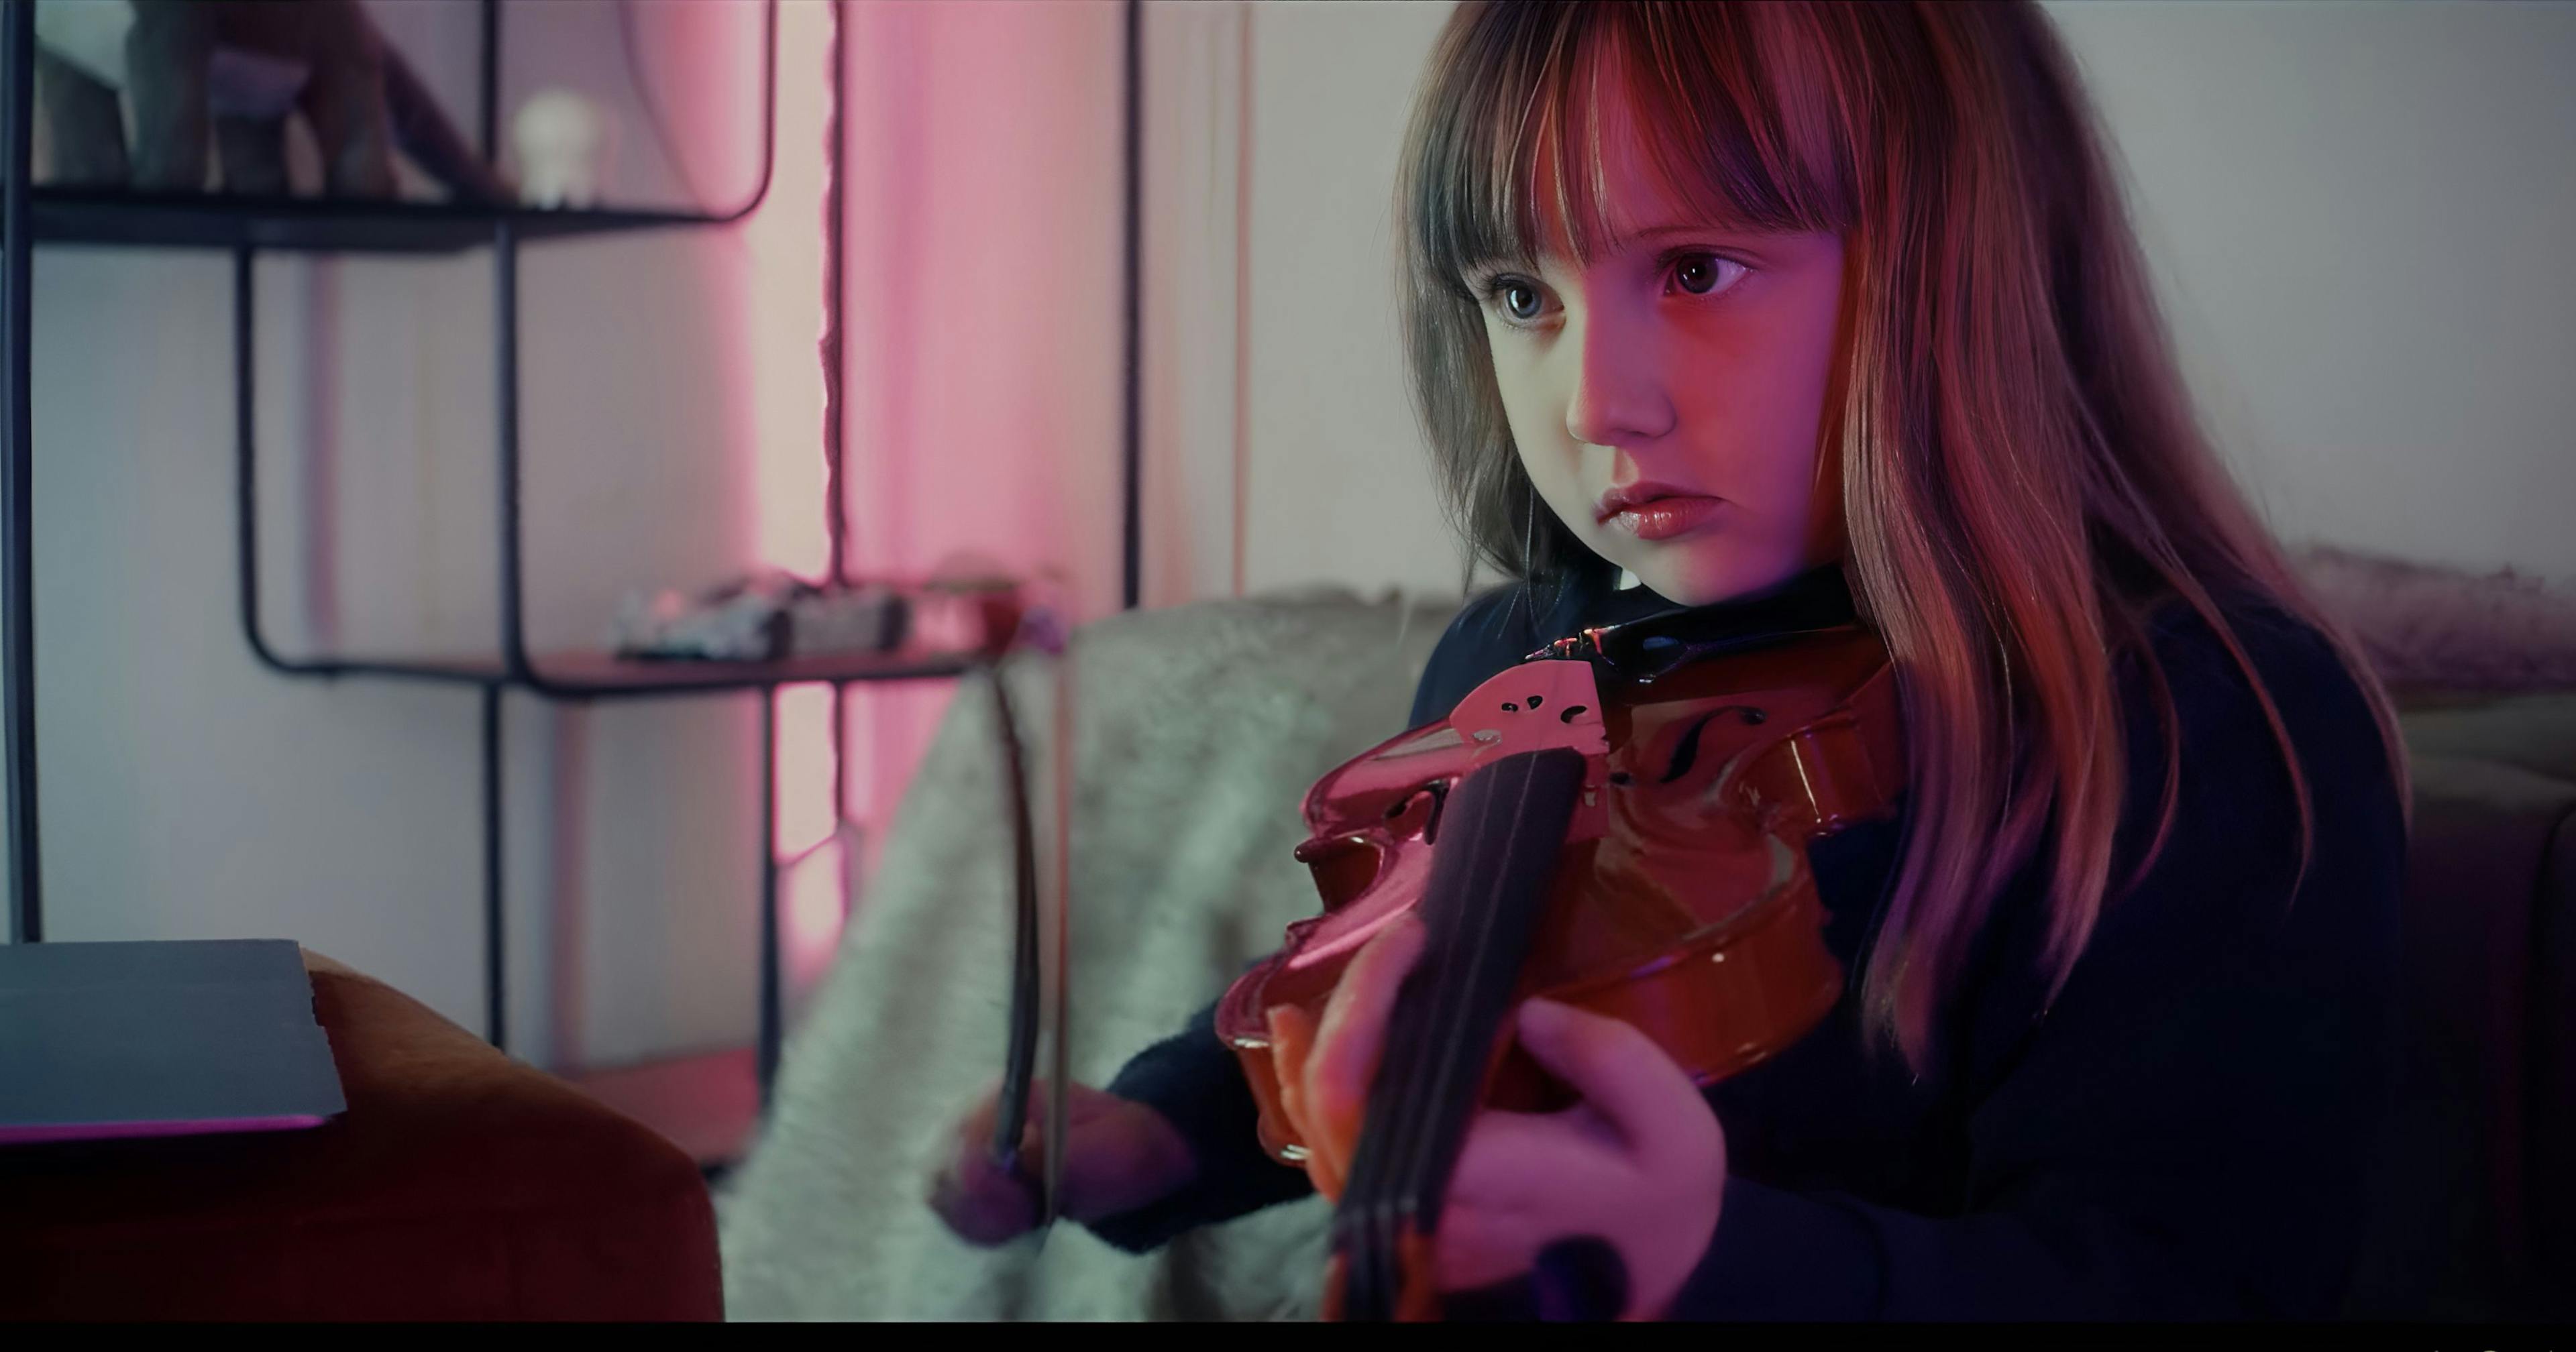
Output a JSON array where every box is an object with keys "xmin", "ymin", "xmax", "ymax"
[{"xmin": 1216, "ymin": 602, "xmax": 1906, "ymax": 1320}]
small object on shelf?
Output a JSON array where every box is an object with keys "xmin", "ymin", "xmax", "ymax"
[
  {"xmin": 34, "ymin": 0, "xmax": 508, "ymax": 203},
  {"xmin": 909, "ymin": 572, "xmax": 1036, "ymax": 657},
  {"xmin": 611, "ymin": 571, "xmax": 910, "ymax": 664},
  {"xmin": 512, "ymin": 89, "xmax": 617, "ymax": 210}
]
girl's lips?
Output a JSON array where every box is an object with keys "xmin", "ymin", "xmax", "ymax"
[{"xmin": 1603, "ymin": 495, "xmax": 1724, "ymax": 541}]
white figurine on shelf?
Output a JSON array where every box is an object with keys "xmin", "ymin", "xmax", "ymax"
[{"xmin": 511, "ymin": 89, "xmax": 616, "ymax": 209}]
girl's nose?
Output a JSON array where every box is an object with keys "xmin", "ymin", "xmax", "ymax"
[{"xmin": 1563, "ymin": 307, "xmax": 1677, "ymax": 449}]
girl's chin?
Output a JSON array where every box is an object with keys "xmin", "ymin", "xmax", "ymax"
[{"xmin": 1616, "ymin": 551, "xmax": 1809, "ymax": 609}]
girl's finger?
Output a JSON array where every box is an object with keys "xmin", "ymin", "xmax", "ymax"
[
  {"xmin": 1430, "ymin": 1198, "xmax": 1553, "ymax": 1294},
  {"xmin": 1511, "ymin": 998, "xmax": 1716, "ymax": 1164},
  {"xmin": 1265, "ymin": 1001, "xmax": 1346, "ymax": 1199},
  {"xmin": 1443, "ymin": 1104, "xmax": 1609, "ymax": 1214},
  {"xmin": 928, "ymin": 1126, "xmax": 1040, "ymax": 1245},
  {"xmin": 951, "ymin": 1075, "xmax": 1007, "ymax": 1149},
  {"xmin": 1306, "ymin": 917, "xmax": 1429, "ymax": 1144}
]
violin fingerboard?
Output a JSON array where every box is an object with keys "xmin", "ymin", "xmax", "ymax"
[{"xmin": 1333, "ymin": 746, "xmax": 1587, "ymax": 1321}]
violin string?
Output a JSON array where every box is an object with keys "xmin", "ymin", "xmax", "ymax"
[
  {"xmin": 1352, "ymin": 758, "xmax": 1490, "ymax": 1310},
  {"xmin": 1340, "ymin": 761, "xmax": 1481, "ymax": 1316},
  {"xmin": 1420, "ymin": 754, "xmax": 1573, "ymax": 1300},
  {"xmin": 1438, "ymin": 756, "xmax": 1525, "ymax": 1310},
  {"xmin": 1368, "ymin": 759, "xmax": 1499, "ymax": 1312},
  {"xmin": 1346, "ymin": 750, "xmax": 1557, "ymax": 1316},
  {"xmin": 1406, "ymin": 756, "xmax": 1525, "ymax": 1226}
]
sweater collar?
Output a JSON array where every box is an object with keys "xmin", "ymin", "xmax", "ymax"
[{"xmin": 1533, "ymin": 561, "xmax": 1858, "ymax": 658}]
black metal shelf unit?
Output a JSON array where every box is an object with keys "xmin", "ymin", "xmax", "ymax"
[
  {"xmin": 33, "ymin": 186, "xmax": 773, "ymax": 255},
  {"xmin": 25, "ymin": 0, "xmax": 780, "ymax": 260},
  {"xmin": 0, "ymin": 0, "xmax": 960, "ymax": 1106}
]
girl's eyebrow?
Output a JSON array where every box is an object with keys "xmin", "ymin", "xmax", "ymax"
[{"xmin": 1604, "ymin": 222, "xmax": 1738, "ymax": 250}]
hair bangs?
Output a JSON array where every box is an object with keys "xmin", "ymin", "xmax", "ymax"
[{"xmin": 1408, "ymin": 2, "xmax": 1854, "ymax": 300}]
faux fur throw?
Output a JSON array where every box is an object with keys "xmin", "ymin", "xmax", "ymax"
[
  {"xmin": 720, "ymin": 589, "xmax": 1456, "ymax": 1321},
  {"xmin": 2291, "ymin": 545, "xmax": 2576, "ymax": 696}
]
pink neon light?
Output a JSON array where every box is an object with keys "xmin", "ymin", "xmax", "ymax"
[
  {"xmin": 774, "ymin": 682, "xmax": 837, "ymax": 858},
  {"xmin": 0, "ymin": 1115, "xmax": 330, "ymax": 1146},
  {"xmin": 782, "ymin": 838, "xmax": 848, "ymax": 989},
  {"xmin": 745, "ymin": 0, "xmax": 833, "ymax": 582},
  {"xmin": 748, "ymin": 1, "xmax": 844, "ymax": 971}
]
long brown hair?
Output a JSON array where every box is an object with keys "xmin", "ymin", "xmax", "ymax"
[{"xmin": 1395, "ymin": 1, "xmax": 2410, "ymax": 1068}]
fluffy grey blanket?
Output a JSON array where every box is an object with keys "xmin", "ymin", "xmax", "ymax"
[
  {"xmin": 2290, "ymin": 546, "xmax": 2576, "ymax": 696},
  {"xmin": 719, "ymin": 590, "xmax": 1456, "ymax": 1320}
]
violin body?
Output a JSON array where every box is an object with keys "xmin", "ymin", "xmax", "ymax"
[{"xmin": 1214, "ymin": 616, "xmax": 1905, "ymax": 1317}]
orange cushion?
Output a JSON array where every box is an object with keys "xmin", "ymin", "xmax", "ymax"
[{"xmin": 0, "ymin": 955, "xmax": 720, "ymax": 1320}]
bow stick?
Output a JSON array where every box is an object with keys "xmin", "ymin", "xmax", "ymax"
[{"xmin": 979, "ymin": 582, "xmax": 1074, "ymax": 1230}]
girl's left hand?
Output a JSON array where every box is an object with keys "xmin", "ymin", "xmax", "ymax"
[{"xmin": 1266, "ymin": 917, "xmax": 1729, "ymax": 1320}]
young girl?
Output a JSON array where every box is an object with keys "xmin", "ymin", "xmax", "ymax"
[{"xmin": 932, "ymin": 0, "xmax": 2408, "ymax": 1320}]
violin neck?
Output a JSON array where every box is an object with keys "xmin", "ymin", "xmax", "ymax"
[{"xmin": 1332, "ymin": 746, "xmax": 1589, "ymax": 1322}]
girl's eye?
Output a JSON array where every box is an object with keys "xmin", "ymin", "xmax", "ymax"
[
  {"xmin": 1472, "ymin": 273, "xmax": 1552, "ymax": 325},
  {"xmin": 1671, "ymin": 252, "xmax": 1742, "ymax": 296}
]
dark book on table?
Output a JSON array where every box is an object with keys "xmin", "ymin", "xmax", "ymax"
[{"xmin": 0, "ymin": 938, "xmax": 346, "ymax": 1145}]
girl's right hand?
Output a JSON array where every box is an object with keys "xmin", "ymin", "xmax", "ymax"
[{"xmin": 926, "ymin": 1079, "xmax": 1197, "ymax": 1246}]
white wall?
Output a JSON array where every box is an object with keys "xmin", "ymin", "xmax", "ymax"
[
  {"xmin": 38, "ymin": 250, "xmax": 492, "ymax": 1035},
  {"xmin": 1155, "ymin": 0, "xmax": 2576, "ymax": 596},
  {"xmin": 2045, "ymin": 0, "xmax": 2576, "ymax": 586},
  {"xmin": 34, "ymin": 241, "xmax": 768, "ymax": 1072},
  {"xmin": 1138, "ymin": 0, "xmax": 1472, "ymax": 608}
]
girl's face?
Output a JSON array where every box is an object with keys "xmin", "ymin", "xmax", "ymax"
[{"xmin": 1472, "ymin": 93, "xmax": 1849, "ymax": 606}]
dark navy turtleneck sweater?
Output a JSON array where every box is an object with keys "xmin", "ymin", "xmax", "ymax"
[{"xmin": 1085, "ymin": 566, "xmax": 2406, "ymax": 1320}]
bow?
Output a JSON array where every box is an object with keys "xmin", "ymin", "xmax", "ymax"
[{"xmin": 969, "ymin": 578, "xmax": 1074, "ymax": 1230}]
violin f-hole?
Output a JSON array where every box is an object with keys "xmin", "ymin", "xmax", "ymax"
[
  {"xmin": 1413, "ymin": 780, "xmax": 1450, "ymax": 844},
  {"xmin": 1658, "ymin": 703, "xmax": 1768, "ymax": 785}
]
